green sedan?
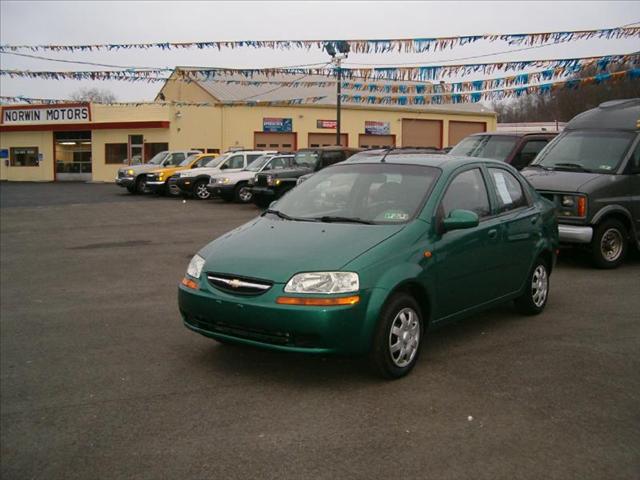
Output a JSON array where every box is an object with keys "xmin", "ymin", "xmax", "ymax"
[{"xmin": 179, "ymin": 150, "xmax": 559, "ymax": 378}]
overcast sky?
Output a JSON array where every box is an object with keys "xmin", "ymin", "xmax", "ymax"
[{"xmin": 1, "ymin": 0, "xmax": 639, "ymax": 101}]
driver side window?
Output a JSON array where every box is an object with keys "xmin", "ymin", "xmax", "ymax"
[{"xmin": 441, "ymin": 168, "xmax": 491, "ymax": 218}]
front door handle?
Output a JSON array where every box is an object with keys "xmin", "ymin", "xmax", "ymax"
[{"xmin": 488, "ymin": 229, "xmax": 498, "ymax": 239}]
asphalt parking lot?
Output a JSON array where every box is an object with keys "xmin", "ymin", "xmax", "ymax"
[{"xmin": 1, "ymin": 181, "xmax": 639, "ymax": 479}]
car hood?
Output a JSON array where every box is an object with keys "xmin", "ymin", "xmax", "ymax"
[
  {"xmin": 521, "ymin": 168, "xmax": 603, "ymax": 193},
  {"xmin": 119, "ymin": 164, "xmax": 159, "ymax": 174},
  {"xmin": 147, "ymin": 166, "xmax": 186, "ymax": 176},
  {"xmin": 199, "ymin": 216, "xmax": 405, "ymax": 283},
  {"xmin": 257, "ymin": 167, "xmax": 313, "ymax": 178}
]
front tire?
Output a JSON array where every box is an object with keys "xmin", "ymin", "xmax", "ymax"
[
  {"xmin": 193, "ymin": 179, "xmax": 210, "ymax": 200},
  {"xmin": 135, "ymin": 176, "xmax": 148, "ymax": 194},
  {"xmin": 369, "ymin": 293, "xmax": 423, "ymax": 379},
  {"xmin": 591, "ymin": 219, "xmax": 627, "ymax": 269},
  {"xmin": 514, "ymin": 258, "xmax": 549, "ymax": 315},
  {"xmin": 234, "ymin": 183, "xmax": 253, "ymax": 203}
]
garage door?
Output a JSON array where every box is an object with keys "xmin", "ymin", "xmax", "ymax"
[
  {"xmin": 308, "ymin": 133, "xmax": 348, "ymax": 148},
  {"xmin": 358, "ymin": 134, "xmax": 396, "ymax": 149},
  {"xmin": 448, "ymin": 121, "xmax": 486, "ymax": 146},
  {"xmin": 401, "ymin": 119, "xmax": 442, "ymax": 148},
  {"xmin": 254, "ymin": 132, "xmax": 296, "ymax": 152}
]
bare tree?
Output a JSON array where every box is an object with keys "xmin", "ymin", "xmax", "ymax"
[
  {"xmin": 492, "ymin": 62, "xmax": 639, "ymax": 123},
  {"xmin": 70, "ymin": 88, "xmax": 117, "ymax": 103}
]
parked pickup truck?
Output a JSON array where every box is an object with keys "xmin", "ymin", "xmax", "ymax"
[
  {"xmin": 175, "ymin": 150, "xmax": 274, "ymax": 200},
  {"xmin": 449, "ymin": 132, "xmax": 556, "ymax": 170},
  {"xmin": 207, "ymin": 154, "xmax": 295, "ymax": 203},
  {"xmin": 146, "ymin": 153, "xmax": 218, "ymax": 196},
  {"xmin": 116, "ymin": 150, "xmax": 201, "ymax": 194},
  {"xmin": 249, "ymin": 146, "xmax": 360, "ymax": 207},
  {"xmin": 521, "ymin": 98, "xmax": 640, "ymax": 269}
]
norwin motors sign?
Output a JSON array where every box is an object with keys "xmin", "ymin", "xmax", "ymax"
[{"xmin": 1, "ymin": 103, "xmax": 91, "ymax": 125}]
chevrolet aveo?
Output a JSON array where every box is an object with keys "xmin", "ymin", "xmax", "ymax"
[{"xmin": 179, "ymin": 150, "xmax": 559, "ymax": 378}]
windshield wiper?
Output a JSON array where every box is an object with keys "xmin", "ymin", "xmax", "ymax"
[
  {"xmin": 550, "ymin": 163, "xmax": 592, "ymax": 172},
  {"xmin": 526, "ymin": 164, "xmax": 551, "ymax": 170},
  {"xmin": 315, "ymin": 216, "xmax": 375, "ymax": 225},
  {"xmin": 263, "ymin": 209, "xmax": 318, "ymax": 222}
]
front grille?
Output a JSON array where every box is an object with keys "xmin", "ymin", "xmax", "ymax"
[
  {"xmin": 118, "ymin": 170, "xmax": 127, "ymax": 178},
  {"xmin": 185, "ymin": 314, "xmax": 292, "ymax": 345},
  {"xmin": 539, "ymin": 191, "xmax": 557, "ymax": 204},
  {"xmin": 256, "ymin": 175, "xmax": 269, "ymax": 187},
  {"xmin": 206, "ymin": 272, "xmax": 273, "ymax": 296}
]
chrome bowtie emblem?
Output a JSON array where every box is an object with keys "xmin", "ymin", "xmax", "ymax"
[{"xmin": 229, "ymin": 279, "xmax": 242, "ymax": 289}]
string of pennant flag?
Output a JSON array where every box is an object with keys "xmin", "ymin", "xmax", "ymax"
[
  {"xmin": 339, "ymin": 69, "xmax": 640, "ymax": 105},
  {"xmin": 1, "ymin": 53, "xmax": 637, "ymax": 83},
  {"xmin": 3, "ymin": 69, "xmax": 636, "ymax": 108},
  {"xmin": 0, "ymin": 25, "xmax": 638, "ymax": 54}
]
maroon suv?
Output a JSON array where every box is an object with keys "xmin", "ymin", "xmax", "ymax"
[{"xmin": 449, "ymin": 132, "xmax": 557, "ymax": 170}]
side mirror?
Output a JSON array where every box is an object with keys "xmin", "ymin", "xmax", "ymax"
[{"xmin": 442, "ymin": 209, "xmax": 479, "ymax": 232}]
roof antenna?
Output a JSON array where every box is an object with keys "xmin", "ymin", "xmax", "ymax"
[{"xmin": 380, "ymin": 147, "xmax": 394, "ymax": 163}]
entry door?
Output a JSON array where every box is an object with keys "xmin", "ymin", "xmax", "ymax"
[
  {"xmin": 54, "ymin": 131, "xmax": 92, "ymax": 181},
  {"xmin": 432, "ymin": 167, "xmax": 503, "ymax": 319}
]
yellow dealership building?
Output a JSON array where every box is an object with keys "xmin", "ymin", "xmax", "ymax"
[{"xmin": 0, "ymin": 69, "xmax": 497, "ymax": 182}]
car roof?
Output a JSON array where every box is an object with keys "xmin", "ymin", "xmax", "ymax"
[
  {"xmin": 566, "ymin": 98, "xmax": 640, "ymax": 131},
  {"xmin": 464, "ymin": 131, "xmax": 555, "ymax": 138},
  {"xmin": 344, "ymin": 150, "xmax": 509, "ymax": 171}
]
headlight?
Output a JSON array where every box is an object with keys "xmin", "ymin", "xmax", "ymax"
[
  {"xmin": 186, "ymin": 254, "xmax": 205, "ymax": 279},
  {"xmin": 219, "ymin": 177, "xmax": 231, "ymax": 184},
  {"xmin": 284, "ymin": 272, "xmax": 359, "ymax": 294},
  {"xmin": 127, "ymin": 169, "xmax": 134, "ymax": 175},
  {"xmin": 558, "ymin": 194, "xmax": 587, "ymax": 218}
]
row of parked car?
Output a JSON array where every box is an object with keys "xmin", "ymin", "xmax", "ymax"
[{"xmin": 117, "ymin": 99, "xmax": 640, "ymax": 269}]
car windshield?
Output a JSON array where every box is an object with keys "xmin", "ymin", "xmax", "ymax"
[
  {"xmin": 148, "ymin": 151, "xmax": 169, "ymax": 165},
  {"xmin": 246, "ymin": 155, "xmax": 273, "ymax": 172},
  {"xmin": 450, "ymin": 135, "xmax": 518, "ymax": 161},
  {"xmin": 294, "ymin": 151, "xmax": 319, "ymax": 168},
  {"xmin": 179, "ymin": 154, "xmax": 199, "ymax": 167},
  {"xmin": 533, "ymin": 130, "xmax": 636, "ymax": 173},
  {"xmin": 271, "ymin": 162, "xmax": 440, "ymax": 224},
  {"xmin": 204, "ymin": 154, "xmax": 228, "ymax": 168}
]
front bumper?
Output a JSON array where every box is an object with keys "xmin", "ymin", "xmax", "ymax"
[
  {"xmin": 115, "ymin": 176, "xmax": 135, "ymax": 188},
  {"xmin": 558, "ymin": 224, "xmax": 593, "ymax": 244},
  {"xmin": 206, "ymin": 183, "xmax": 234, "ymax": 197},
  {"xmin": 175, "ymin": 177, "xmax": 196, "ymax": 193},
  {"xmin": 178, "ymin": 281, "xmax": 373, "ymax": 355},
  {"xmin": 249, "ymin": 186, "xmax": 276, "ymax": 197}
]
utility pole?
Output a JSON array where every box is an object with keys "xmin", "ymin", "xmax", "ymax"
[{"xmin": 325, "ymin": 41, "xmax": 350, "ymax": 146}]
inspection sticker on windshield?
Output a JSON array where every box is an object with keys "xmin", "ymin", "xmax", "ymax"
[{"xmin": 383, "ymin": 211, "xmax": 409, "ymax": 221}]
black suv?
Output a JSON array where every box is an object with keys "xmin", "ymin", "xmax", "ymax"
[
  {"xmin": 249, "ymin": 146, "xmax": 360, "ymax": 207},
  {"xmin": 521, "ymin": 99, "xmax": 640, "ymax": 268}
]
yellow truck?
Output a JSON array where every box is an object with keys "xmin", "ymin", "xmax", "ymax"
[{"xmin": 144, "ymin": 153, "xmax": 219, "ymax": 196}]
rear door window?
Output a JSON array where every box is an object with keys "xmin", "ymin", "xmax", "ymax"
[
  {"xmin": 225, "ymin": 155, "xmax": 244, "ymax": 169},
  {"xmin": 321, "ymin": 151, "xmax": 346, "ymax": 168},
  {"xmin": 488, "ymin": 168, "xmax": 528, "ymax": 213}
]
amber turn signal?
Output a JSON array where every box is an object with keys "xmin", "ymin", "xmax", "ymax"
[
  {"xmin": 276, "ymin": 295, "xmax": 360, "ymax": 306},
  {"xmin": 576, "ymin": 197, "xmax": 587, "ymax": 217},
  {"xmin": 181, "ymin": 277, "xmax": 199, "ymax": 289}
]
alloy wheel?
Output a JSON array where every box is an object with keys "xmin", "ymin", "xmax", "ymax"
[
  {"xmin": 388, "ymin": 307, "xmax": 420, "ymax": 368},
  {"xmin": 195, "ymin": 183, "xmax": 210, "ymax": 199},
  {"xmin": 238, "ymin": 187, "xmax": 252, "ymax": 203},
  {"xmin": 531, "ymin": 265, "xmax": 548, "ymax": 308}
]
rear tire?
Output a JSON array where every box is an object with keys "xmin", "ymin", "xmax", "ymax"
[
  {"xmin": 591, "ymin": 219, "xmax": 627, "ymax": 269},
  {"xmin": 514, "ymin": 258, "xmax": 550, "ymax": 315},
  {"xmin": 193, "ymin": 179, "xmax": 210, "ymax": 200},
  {"xmin": 369, "ymin": 293, "xmax": 423, "ymax": 379}
]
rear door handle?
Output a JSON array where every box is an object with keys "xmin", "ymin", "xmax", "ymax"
[{"xmin": 488, "ymin": 229, "xmax": 498, "ymax": 239}]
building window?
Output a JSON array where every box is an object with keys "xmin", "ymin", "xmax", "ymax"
[
  {"xmin": 105, "ymin": 143, "xmax": 128, "ymax": 164},
  {"xmin": 144, "ymin": 142, "xmax": 169, "ymax": 163},
  {"xmin": 206, "ymin": 148, "xmax": 220, "ymax": 154},
  {"xmin": 10, "ymin": 147, "xmax": 39, "ymax": 167}
]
